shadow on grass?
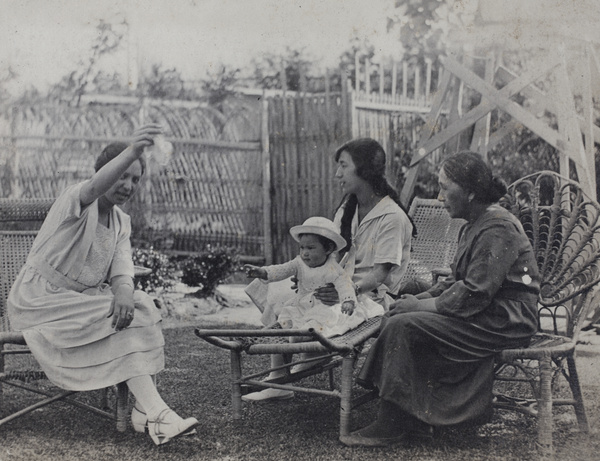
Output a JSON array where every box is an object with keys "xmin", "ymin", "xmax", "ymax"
[{"xmin": 1, "ymin": 325, "xmax": 599, "ymax": 461}]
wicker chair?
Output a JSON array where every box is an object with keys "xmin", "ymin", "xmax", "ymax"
[
  {"xmin": 195, "ymin": 197, "xmax": 463, "ymax": 438},
  {"xmin": 494, "ymin": 171, "xmax": 599, "ymax": 458},
  {"xmin": 0, "ymin": 198, "xmax": 129, "ymax": 431}
]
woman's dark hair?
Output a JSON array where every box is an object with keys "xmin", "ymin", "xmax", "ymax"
[
  {"xmin": 297, "ymin": 233, "xmax": 337, "ymax": 253},
  {"xmin": 94, "ymin": 142, "xmax": 146, "ymax": 175},
  {"xmin": 334, "ymin": 138, "xmax": 416, "ymax": 256},
  {"xmin": 441, "ymin": 151, "xmax": 507, "ymax": 204}
]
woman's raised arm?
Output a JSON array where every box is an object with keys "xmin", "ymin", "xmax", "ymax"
[{"xmin": 80, "ymin": 124, "xmax": 162, "ymax": 206}]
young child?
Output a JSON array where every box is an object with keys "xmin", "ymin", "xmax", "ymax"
[{"xmin": 243, "ymin": 216, "xmax": 382, "ymax": 339}]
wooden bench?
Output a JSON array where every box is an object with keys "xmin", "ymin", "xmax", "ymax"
[
  {"xmin": 196, "ymin": 171, "xmax": 600, "ymax": 459},
  {"xmin": 0, "ymin": 198, "xmax": 129, "ymax": 431},
  {"xmin": 194, "ymin": 197, "xmax": 462, "ymax": 438}
]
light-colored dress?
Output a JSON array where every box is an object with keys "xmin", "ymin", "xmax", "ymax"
[
  {"xmin": 266, "ymin": 254, "xmax": 383, "ymax": 337},
  {"xmin": 248, "ymin": 195, "xmax": 412, "ymax": 329},
  {"xmin": 7, "ymin": 182, "xmax": 164, "ymax": 391},
  {"xmin": 246, "ymin": 254, "xmax": 385, "ymax": 338},
  {"xmin": 333, "ymin": 195, "xmax": 413, "ymax": 308}
]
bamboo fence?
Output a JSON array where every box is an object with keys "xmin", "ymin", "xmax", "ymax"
[
  {"xmin": 351, "ymin": 56, "xmax": 448, "ymax": 199},
  {"xmin": 1, "ymin": 60, "xmax": 444, "ymax": 264},
  {"xmin": 0, "ymin": 102, "xmax": 265, "ymax": 258},
  {"xmin": 266, "ymin": 91, "xmax": 350, "ymax": 262}
]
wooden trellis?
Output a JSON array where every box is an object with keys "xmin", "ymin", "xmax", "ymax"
[{"xmin": 400, "ymin": 14, "xmax": 600, "ymax": 206}]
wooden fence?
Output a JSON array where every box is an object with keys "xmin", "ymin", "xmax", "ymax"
[
  {"xmin": 0, "ymin": 103, "xmax": 266, "ymax": 260},
  {"xmin": 351, "ymin": 56, "xmax": 448, "ymax": 198},
  {"xmin": 267, "ymin": 91, "xmax": 351, "ymax": 262},
  {"xmin": 1, "ymin": 62, "xmax": 446, "ymax": 265}
]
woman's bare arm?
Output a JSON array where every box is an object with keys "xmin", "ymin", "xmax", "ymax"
[{"xmin": 80, "ymin": 124, "xmax": 161, "ymax": 206}]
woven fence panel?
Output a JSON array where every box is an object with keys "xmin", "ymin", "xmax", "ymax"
[
  {"xmin": 133, "ymin": 141, "xmax": 262, "ymax": 255},
  {"xmin": 1, "ymin": 103, "xmax": 264, "ymax": 257},
  {"xmin": 268, "ymin": 92, "xmax": 349, "ymax": 263}
]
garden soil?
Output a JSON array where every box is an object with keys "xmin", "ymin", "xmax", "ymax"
[{"xmin": 159, "ymin": 283, "xmax": 263, "ymax": 329}]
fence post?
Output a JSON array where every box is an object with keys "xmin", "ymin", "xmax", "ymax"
[
  {"xmin": 261, "ymin": 95, "xmax": 273, "ymax": 265},
  {"xmin": 7, "ymin": 107, "xmax": 21, "ymax": 198}
]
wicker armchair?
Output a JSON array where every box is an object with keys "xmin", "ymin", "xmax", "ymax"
[
  {"xmin": 494, "ymin": 171, "xmax": 599, "ymax": 458},
  {"xmin": 0, "ymin": 198, "xmax": 129, "ymax": 431},
  {"xmin": 195, "ymin": 197, "xmax": 463, "ymax": 438}
]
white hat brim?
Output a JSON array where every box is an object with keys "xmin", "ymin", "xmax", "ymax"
[{"xmin": 289, "ymin": 225, "xmax": 347, "ymax": 251}]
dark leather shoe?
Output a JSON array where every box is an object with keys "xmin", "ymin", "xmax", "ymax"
[
  {"xmin": 339, "ymin": 430, "xmax": 406, "ymax": 448},
  {"xmin": 406, "ymin": 424, "xmax": 435, "ymax": 443}
]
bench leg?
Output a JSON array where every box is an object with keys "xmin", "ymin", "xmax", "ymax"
[
  {"xmin": 537, "ymin": 354, "xmax": 554, "ymax": 460},
  {"xmin": 339, "ymin": 354, "xmax": 355, "ymax": 437},
  {"xmin": 231, "ymin": 349, "xmax": 243, "ymax": 421},
  {"xmin": 0, "ymin": 345, "xmax": 5, "ymax": 409},
  {"xmin": 566, "ymin": 355, "xmax": 589, "ymax": 432},
  {"xmin": 116, "ymin": 382, "xmax": 129, "ymax": 432}
]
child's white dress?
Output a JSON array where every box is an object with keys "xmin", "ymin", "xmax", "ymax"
[{"xmin": 245, "ymin": 254, "xmax": 384, "ymax": 338}]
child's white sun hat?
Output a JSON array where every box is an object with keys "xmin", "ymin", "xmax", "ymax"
[{"xmin": 289, "ymin": 216, "xmax": 347, "ymax": 251}]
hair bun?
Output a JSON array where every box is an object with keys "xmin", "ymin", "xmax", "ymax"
[{"xmin": 489, "ymin": 176, "xmax": 508, "ymax": 201}]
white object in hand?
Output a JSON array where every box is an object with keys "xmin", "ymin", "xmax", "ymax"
[{"xmin": 145, "ymin": 135, "xmax": 173, "ymax": 166}]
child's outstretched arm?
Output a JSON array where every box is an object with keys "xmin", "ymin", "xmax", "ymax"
[{"xmin": 243, "ymin": 264, "xmax": 268, "ymax": 280}]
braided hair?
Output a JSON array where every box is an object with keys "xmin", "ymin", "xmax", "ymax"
[{"xmin": 334, "ymin": 138, "xmax": 416, "ymax": 257}]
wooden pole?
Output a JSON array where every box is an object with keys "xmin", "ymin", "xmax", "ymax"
[
  {"xmin": 280, "ymin": 60, "xmax": 287, "ymax": 94},
  {"xmin": 400, "ymin": 69, "xmax": 453, "ymax": 206},
  {"xmin": 365, "ymin": 57, "xmax": 371, "ymax": 95},
  {"xmin": 355, "ymin": 53, "xmax": 360, "ymax": 93},
  {"xmin": 391, "ymin": 61, "xmax": 398, "ymax": 102},
  {"xmin": 379, "ymin": 61, "xmax": 384, "ymax": 97},
  {"xmin": 470, "ymin": 53, "xmax": 495, "ymax": 160},
  {"xmin": 425, "ymin": 58, "xmax": 432, "ymax": 103},
  {"xmin": 261, "ymin": 96, "xmax": 273, "ymax": 265},
  {"xmin": 402, "ymin": 61, "xmax": 408, "ymax": 99},
  {"xmin": 584, "ymin": 45, "xmax": 597, "ymax": 198},
  {"xmin": 7, "ymin": 106, "xmax": 21, "ymax": 198},
  {"xmin": 554, "ymin": 45, "xmax": 594, "ymax": 195}
]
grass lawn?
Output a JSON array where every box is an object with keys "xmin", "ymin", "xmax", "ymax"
[{"xmin": 1, "ymin": 325, "xmax": 599, "ymax": 461}]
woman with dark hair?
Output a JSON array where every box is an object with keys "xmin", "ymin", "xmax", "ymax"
[
  {"xmin": 323, "ymin": 137, "xmax": 416, "ymax": 306},
  {"xmin": 243, "ymin": 138, "xmax": 414, "ymax": 401},
  {"xmin": 340, "ymin": 151, "xmax": 541, "ymax": 448},
  {"xmin": 8, "ymin": 124, "xmax": 198, "ymax": 445}
]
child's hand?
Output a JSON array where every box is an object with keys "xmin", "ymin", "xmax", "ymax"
[
  {"xmin": 341, "ymin": 300, "xmax": 355, "ymax": 316},
  {"xmin": 243, "ymin": 264, "xmax": 267, "ymax": 279}
]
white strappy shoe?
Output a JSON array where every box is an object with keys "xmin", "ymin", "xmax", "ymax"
[
  {"xmin": 147, "ymin": 409, "xmax": 199, "ymax": 446},
  {"xmin": 132, "ymin": 406, "xmax": 197, "ymax": 437},
  {"xmin": 131, "ymin": 406, "xmax": 148, "ymax": 433}
]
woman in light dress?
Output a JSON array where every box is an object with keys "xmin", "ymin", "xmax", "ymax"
[{"xmin": 8, "ymin": 124, "xmax": 198, "ymax": 445}]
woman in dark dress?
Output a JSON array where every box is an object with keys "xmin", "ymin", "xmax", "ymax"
[{"xmin": 341, "ymin": 151, "xmax": 541, "ymax": 447}]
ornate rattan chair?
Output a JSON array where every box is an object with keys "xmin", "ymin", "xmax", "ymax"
[
  {"xmin": 0, "ymin": 198, "xmax": 129, "ymax": 431},
  {"xmin": 495, "ymin": 171, "xmax": 599, "ymax": 458},
  {"xmin": 195, "ymin": 197, "xmax": 463, "ymax": 438}
]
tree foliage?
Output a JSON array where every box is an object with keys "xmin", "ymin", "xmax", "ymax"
[
  {"xmin": 47, "ymin": 19, "xmax": 128, "ymax": 106},
  {"xmin": 250, "ymin": 47, "xmax": 315, "ymax": 91},
  {"xmin": 142, "ymin": 63, "xmax": 198, "ymax": 100}
]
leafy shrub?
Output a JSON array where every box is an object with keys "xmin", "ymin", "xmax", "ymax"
[
  {"xmin": 131, "ymin": 247, "xmax": 177, "ymax": 292},
  {"xmin": 181, "ymin": 245, "xmax": 239, "ymax": 298}
]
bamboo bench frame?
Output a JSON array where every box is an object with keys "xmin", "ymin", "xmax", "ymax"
[
  {"xmin": 196, "ymin": 172, "xmax": 600, "ymax": 459},
  {"xmin": 195, "ymin": 197, "xmax": 465, "ymax": 438}
]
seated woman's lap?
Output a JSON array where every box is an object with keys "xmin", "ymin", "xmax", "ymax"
[{"xmin": 380, "ymin": 311, "xmax": 509, "ymax": 361}]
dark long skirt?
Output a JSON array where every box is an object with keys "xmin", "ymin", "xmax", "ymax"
[{"xmin": 357, "ymin": 311, "xmax": 531, "ymax": 426}]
